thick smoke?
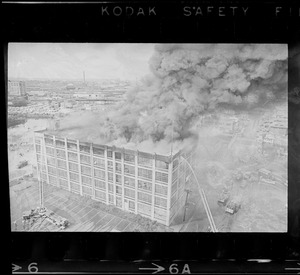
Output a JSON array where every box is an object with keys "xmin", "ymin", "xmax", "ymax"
[{"xmin": 99, "ymin": 44, "xmax": 287, "ymax": 151}]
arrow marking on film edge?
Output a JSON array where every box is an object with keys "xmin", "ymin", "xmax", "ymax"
[
  {"xmin": 12, "ymin": 264, "xmax": 22, "ymax": 272},
  {"xmin": 139, "ymin": 263, "xmax": 165, "ymax": 274}
]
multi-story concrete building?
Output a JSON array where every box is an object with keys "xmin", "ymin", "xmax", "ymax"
[
  {"xmin": 8, "ymin": 80, "xmax": 26, "ymax": 96},
  {"xmin": 34, "ymin": 130, "xmax": 195, "ymax": 226}
]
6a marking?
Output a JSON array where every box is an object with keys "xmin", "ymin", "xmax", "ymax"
[
  {"xmin": 139, "ymin": 263, "xmax": 191, "ymax": 274},
  {"xmin": 169, "ymin": 263, "xmax": 191, "ymax": 274}
]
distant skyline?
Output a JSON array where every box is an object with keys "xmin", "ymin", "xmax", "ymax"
[{"xmin": 8, "ymin": 43, "xmax": 155, "ymax": 81}]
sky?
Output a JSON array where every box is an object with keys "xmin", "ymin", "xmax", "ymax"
[{"xmin": 8, "ymin": 43, "xmax": 155, "ymax": 81}]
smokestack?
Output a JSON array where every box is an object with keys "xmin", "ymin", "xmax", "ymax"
[{"xmin": 83, "ymin": 71, "xmax": 86, "ymax": 85}]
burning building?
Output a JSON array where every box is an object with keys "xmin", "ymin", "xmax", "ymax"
[
  {"xmin": 32, "ymin": 43, "xmax": 287, "ymax": 228},
  {"xmin": 34, "ymin": 130, "xmax": 195, "ymax": 226}
]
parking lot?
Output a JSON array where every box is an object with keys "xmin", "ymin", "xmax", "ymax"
[{"xmin": 10, "ymin": 178, "xmax": 157, "ymax": 232}]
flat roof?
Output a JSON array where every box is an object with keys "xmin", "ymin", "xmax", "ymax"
[{"xmin": 35, "ymin": 128, "xmax": 182, "ymax": 159}]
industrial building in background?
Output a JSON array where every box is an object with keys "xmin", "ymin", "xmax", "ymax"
[
  {"xmin": 33, "ymin": 130, "xmax": 195, "ymax": 226},
  {"xmin": 8, "ymin": 80, "xmax": 26, "ymax": 97}
]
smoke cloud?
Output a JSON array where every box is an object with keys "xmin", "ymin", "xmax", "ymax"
[{"xmin": 93, "ymin": 44, "xmax": 287, "ymax": 152}]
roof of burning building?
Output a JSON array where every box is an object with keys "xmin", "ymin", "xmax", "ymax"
[{"xmin": 35, "ymin": 127, "xmax": 183, "ymax": 159}]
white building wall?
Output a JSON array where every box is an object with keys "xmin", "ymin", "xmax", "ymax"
[{"xmin": 33, "ymin": 131, "xmax": 196, "ymax": 226}]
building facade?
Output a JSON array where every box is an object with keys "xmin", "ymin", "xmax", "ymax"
[
  {"xmin": 8, "ymin": 80, "xmax": 26, "ymax": 96},
  {"xmin": 34, "ymin": 130, "xmax": 195, "ymax": 226}
]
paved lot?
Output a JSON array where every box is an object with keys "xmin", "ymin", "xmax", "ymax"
[{"xmin": 10, "ymin": 178, "xmax": 151, "ymax": 232}]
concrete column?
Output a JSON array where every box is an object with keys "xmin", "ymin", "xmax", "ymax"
[
  {"xmin": 77, "ymin": 140, "xmax": 83, "ymax": 196},
  {"xmin": 151, "ymin": 154, "xmax": 156, "ymax": 220},
  {"xmin": 174, "ymin": 154, "xmax": 183, "ymax": 217},
  {"xmin": 121, "ymin": 149, "xmax": 125, "ymax": 210},
  {"xmin": 104, "ymin": 146, "xmax": 109, "ymax": 205},
  {"xmin": 33, "ymin": 133, "xmax": 39, "ymax": 181},
  {"xmin": 34, "ymin": 133, "xmax": 43, "ymax": 207},
  {"xmin": 64, "ymin": 138, "xmax": 71, "ymax": 192},
  {"xmin": 53, "ymin": 135, "xmax": 59, "ymax": 188},
  {"xmin": 44, "ymin": 134, "xmax": 51, "ymax": 188},
  {"xmin": 40, "ymin": 137, "xmax": 44, "ymax": 208},
  {"xmin": 169, "ymin": 159, "xmax": 179, "ymax": 226},
  {"xmin": 166, "ymin": 158, "xmax": 173, "ymax": 227},
  {"xmin": 112, "ymin": 146, "xmax": 117, "ymax": 206},
  {"xmin": 90, "ymin": 143, "xmax": 95, "ymax": 200}
]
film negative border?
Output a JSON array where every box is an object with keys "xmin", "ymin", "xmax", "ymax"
[{"xmin": 3, "ymin": 0, "xmax": 300, "ymax": 274}]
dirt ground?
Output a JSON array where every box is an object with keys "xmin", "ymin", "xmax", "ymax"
[{"xmin": 7, "ymin": 119, "xmax": 50, "ymax": 180}]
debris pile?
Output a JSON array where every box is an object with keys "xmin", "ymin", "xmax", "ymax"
[{"xmin": 22, "ymin": 207, "xmax": 70, "ymax": 231}]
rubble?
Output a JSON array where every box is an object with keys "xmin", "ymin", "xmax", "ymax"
[{"xmin": 22, "ymin": 207, "xmax": 70, "ymax": 230}]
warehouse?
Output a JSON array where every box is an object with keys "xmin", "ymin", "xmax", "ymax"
[
  {"xmin": 8, "ymin": 80, "xmax": 26, "ymax": 97},
  {"xmin": 34, "ymin": 130, "xmax": 195, "ymax": 226}
]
